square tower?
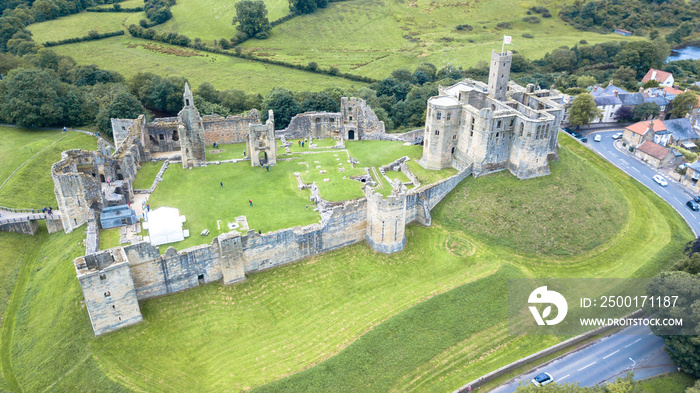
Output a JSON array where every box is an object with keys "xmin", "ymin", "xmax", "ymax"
[{"xmin": 487, "ymin": 50, "xmax": 512, "ymax": 101}]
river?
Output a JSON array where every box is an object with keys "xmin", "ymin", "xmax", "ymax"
[{"xmin": 667, "ymin": 46, "xmax": 700, "ymax": 62}]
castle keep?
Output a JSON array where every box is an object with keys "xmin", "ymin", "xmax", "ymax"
[
  {"xmin": 53, "ymin": 52, "xmax": 563, "ymax": 336},
  {"xmin": 420, "ymin": 50, "xmax": 564, "ymax": 179}
]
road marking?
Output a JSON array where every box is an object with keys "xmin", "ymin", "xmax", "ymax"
[
  {"xmin": 578, "ymin": 361, "xmax": 596, "ymax": 371},
  {"xmin": 558, "ymin": 374, "xmax": 570, "ymax": 382},
  {"xmin": 631, "ymin": 167, "xmax": 641, "ymax": 173},
  {"xmin": 603, "ymin": 350, "xmax": 619, "ymax": 359},
  {"xmin": 648, "ymin": 332, "xmax": 653, "ymax": 335},
  {"xmin": 675, "ymin": 197, "xmax": 683, "ymax": 204},
  {"xmin": 624, "ymin": 338, "xmax": 642, "ymax": 348}
]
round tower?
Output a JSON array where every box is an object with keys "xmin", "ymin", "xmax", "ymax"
[
  {"xmin": 364, "ymin": 181, "xmax": 407, "ymax": 254},
  {"xmin": 419, "ymin": 95, "xmax": 461, "ymax": 170}
]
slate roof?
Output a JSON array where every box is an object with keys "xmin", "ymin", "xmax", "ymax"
[
  {"xmin": 594, "ymin": 95, "xmax": 621, "ymax": 106},
  {"xmin": 643, "ymin": 96, "xmax": 669, "ymax": 107},
  {"xmin": 590, "ymin": 84, "xmax": 629, "ymax": 97},
  {"xmin": 618, "ymin": 93, "xmax": 644, "ymax": 106},
  {"xmin": 637, "ymin": 140, "xmax": 670, "ymax": 160},
  {"xmin": 687, "ymin": 161, "xmax": 700, "ymax": 173},
  {"xmin": 664, "ymin": 118, "xmax": 699, "ymax": 141}
]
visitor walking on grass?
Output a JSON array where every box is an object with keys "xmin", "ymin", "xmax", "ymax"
[
  {"xmin": 249, "ymin": 199, "xmax": 253, "ymax": 207},
  {"xmin": 220, "ymin": 181, "xmax": 223, "ymax": 187},
  {"xmin": 266, "ymin": 165, "xmax": 269, "ymax": 172}
]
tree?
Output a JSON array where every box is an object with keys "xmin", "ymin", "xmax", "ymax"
[
  {"xmin": 643, "ymin": 80, "xmax": 660, "ymax": 89},
  {"xmin": 633, "ymin": 102, "xmax": 660, "ymax": 120},
  {"xmin": 196, "ymin": 82, "xmax": 220, "ymax": 104},
  {"xmin": 645, "ymin": 271, "xmax": 700, "ymax": 377},
  {"xmin": 687, "ymin": 380, "xmax": 700, "ymax": 393},
  {"xmin": 261, "ymin": 88, "xmax": 300, "ymax": 129},
  {"xmin": 232, "ymin": 0, "xmax": 270, "ymax": 38},
  {"xmin": 288, "ymin": 0, "xmax": 317, "ymax": 14},
  {"xmin": 300, "ymin": 91, "xmax": 337, "ymax": 113},
  {"xmin": 0, "ymin": 67, "xmax": 63, "ymax": 127},
  {"xmin": 614, "ymin": 106, "xmax": 634, "ymax": 122},
  {"xmin": 95, "ymin": 91, "xmax": 145, "ymax": 135},
  {"xmin": 576, "ymin": 75, "xmax": 596, "ymax": 88},
  {"xmin": 671, "ymin": 253, "xmax": 700, "ymax": 275},
  {"xmin": 567, "ymin": 93, "xmax": 601, "ymax": 128},
  {"xmin": 670, "ymin": 91, "xmax": 698, "ymax": 118}
]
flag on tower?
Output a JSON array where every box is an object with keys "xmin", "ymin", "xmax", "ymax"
[{"xmin": 503, "ymin": 35, "xmax": 512, "ymax": 44}]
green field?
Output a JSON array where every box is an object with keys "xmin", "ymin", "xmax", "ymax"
[
  {"xmin": 49, "ymin": 35, "xmax": 367, "ymax": 94},
  {"xmin": 131, "ymin": 161, "xmax": 163, "ymax": 189},
  {"xmin": 234, "ymin": 0, "xmax": 641, "ymax": 78},
  {"xmin": 0, "ymin": 127, "xmax": 692, "ymax": 392},
  {"xmin": 0, "ymin": 129, "xmax": 98, "ymax": 208},
  {"xmin": 28, "ymin": 11, "xmax": 144, "ymax": 43}
]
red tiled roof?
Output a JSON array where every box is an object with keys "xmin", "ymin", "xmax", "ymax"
[
  {"xmin": 663, "ymin": 86, "xmax": 684, "ymax": 96},
  {"xmin": 637, "ymin": 140, "xmax": 670, "ymax": 160},
  {"xmin": 625, "ymin": 120, "xmax": 667, "ymax": 135},
  {"xmin": 642, "ymin": 69, "xmax": 673, "ymax": 83}
]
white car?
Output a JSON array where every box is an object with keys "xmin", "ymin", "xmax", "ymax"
[
  {"xmin": 653, "ymin": 175, "xmax": 668, "ymax": 187},
  {"xmin": 594, "ymin": 134, "xmax": 601, "ymax": 142},
  {"xmin": 612, "ymin": 132, "xmax": 623, "ymax": 140},
  {"xmin": 531, "ymin": 372, "xmax": 554, "ymax": 386}
]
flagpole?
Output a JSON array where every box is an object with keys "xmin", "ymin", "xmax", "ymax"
[{"xmin": 501, "ymin": 35, "xmax": 505, "ymax": 54}]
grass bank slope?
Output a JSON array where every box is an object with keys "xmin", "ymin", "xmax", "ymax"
[
  {"xmin": 48, "ymin": 35, "xmax": 367, "ymax": 94},
  {"xmin": 0, "ymin": 131, "xmax": 97, "ymax": 208},
  {"xmin": 28, "ymin": 11, "xmax": 144, "ymax": 43}
]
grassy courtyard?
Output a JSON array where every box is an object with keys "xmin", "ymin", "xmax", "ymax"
[{"xmin": 0, "ymin": 129, "xmax": 693, "ymax": 392}]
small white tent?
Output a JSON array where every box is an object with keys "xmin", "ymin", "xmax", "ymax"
[{"xmin": 147, "ymin": 207, "xmax": 185, "ymax": 246}]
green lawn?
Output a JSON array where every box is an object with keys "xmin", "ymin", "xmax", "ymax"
[
  {"xmin": 639, "ymin": 373, "xmax": 696, "ymax": 393},
  {"xmin": 0, "ymin": 130, "xmax": 98, "ymax": 208},
  {"xmin": 206, "ymin": 142, "xmax": 247, "ymax": 161},
  {"xmin": 47, "ymin": 35, "xmax": 368, "ymax": 94},
  {"xmin": 28, "ymin": 11, "xmax": 144, "ymax": 43},
  {"xmin": 0, "ymin": 133, "xmax": 693, "ymax": 392},
  {"xmin": 235, "ymin": 0, "xmax": 642, "ymax": 78},
  {"xmin": 132, "ymin": 161, "xmax": 163, "ymax": 189},
  {"xmin": 155, "ymin": 0, "xmax": 291, "ymax": 42},
  {"xmin": 297, "ymin": 150, "xmax": 367, "ymax": 201},
  {"xmin": 100, "ymin": 227, "xmax": 123, "ymax": 250}
]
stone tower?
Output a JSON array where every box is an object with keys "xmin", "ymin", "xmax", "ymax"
[
  {"xmin": 74, "ymin": 248, "xmax": 143, "ymax": 336},
  {"xmin": 419, "ymin": 95, "xmax": 462, "ymax": 170},
  {"xmin": 248, "ymin": 110, "xmax": 277, "ymax": 167},
  {"xmin": 487, "ymin": 50, "xmax": 512, "ymax": 101},
  {"xmin": 364, "ymin": 180, "xmax": 407, "ymax": 254},
  {"xmin": 178, "ymin": 82, "xmax": 206, "ymax": 168}
]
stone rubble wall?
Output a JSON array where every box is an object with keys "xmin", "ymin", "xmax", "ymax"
[{"xmin": 0, "ymin": 220, "xmax": 39, "ymax": 235}]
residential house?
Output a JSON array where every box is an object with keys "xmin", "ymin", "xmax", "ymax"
[
  {"xmin": 642, "ymin": 69, "xmax": 674, "ymax": 87},
  {"xmin": 622, "ymin": 120, "xmax": 666, "ymax": 146},
  {"xmin": 664, "ymin": 118, "xmax": 699, "ymax": 150},
  {"xmin": 681, "ymin": 161, "xmax": 700, "ymax": 192},
  {"xmin": 642, "ymin": 95, "xmax": 669, "ymax": 114},
  {"xmin": 593, "ymin": 95, "xmax": 621, "ymax": 123},
  {"xmin": 634, "ymin": 140, "xmax": 675, "ymax": 168}
]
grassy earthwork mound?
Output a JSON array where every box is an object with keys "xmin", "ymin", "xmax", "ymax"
[{"xmin": 0, "ymin": 129, "xmax": 692, "ymax": 392}]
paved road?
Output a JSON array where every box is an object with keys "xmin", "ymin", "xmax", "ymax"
[
  {"xmin": 491, "ymin": 324, "xmax": 676, "ymax": 392},
  {"xmin": 583, "ymin": 130, "xmax": 700, "ymax": 236}
]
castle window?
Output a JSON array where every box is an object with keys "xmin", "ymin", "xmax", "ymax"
[
  {"xmin": 471, "ymin": 117, "xmax": 475, "ymax": 124},
  {"xmin": 435, "ymin": 130, "xmax": 440, "ymax": 136},
  {"xmin": 451, "ymin": 147, "xmax": 455, "ymax": 154},
  {"xmin": 349, "ymin": 116, "xmax": 353, "ymax": 121},
  {"xmin": 519, "ymin": 124, "xmax": 524, "ymax": 136},
  {"xmin": 185, "ymin": 99, "xmax": 190, "ymax": 106},
  {"xmin": 470, "ymin": 131, "xmax": 473, "ymax": 137},
  {"xmin": 446, "ymin": 112, "xmax": 451, "ymax": 121},
  {"xmin": 100, "ymin": 274, "xmax": 106, "ymax": 280},
  {"xmin": 104, "ymin": 291, "xmax": 111, "ymax": 297},
  {"xmin": 159, "ymin": 134, "xmax": 165, "ymax": 140},
  {"xmin": 121, "ymin": 126, "xmax": 125, "ymax": 130},
  {"xmin": 496, "ymin": 132, "xmax": 499, "ymax": 138},
  {"xmin": 510, "ymin": 119, "xmax": 514, "ymax": 127},
  {"xmin": 172, "ymin": 130, "xmax": 179, "ymax": 141},
  {"xmin": 112, "ymin": 305, "xmax": 115, "ymax": 309},
  {"xmin": 315, "ymin": 117, "xmax": 321, "ymax": 123},
  {"xmin": 497, "ymin": 120, "xmax": 501, "ymax": 128},
  {"xmin": 453, "ymin": 135, "xmax": 457, "ymax": 140},
  {"xmin": 436, "ymin": 112, "xmax": 442, "ymax": 120},
  {"xmin": 330, "ymin": 118, "xmax": 334, "ymax": 123}
]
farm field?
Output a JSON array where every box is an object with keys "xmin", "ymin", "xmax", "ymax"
[
  {"xmin": 0, "ymin": 128, "xmax": 691, "ymax": 392},
  {"xmin": 48, "ymin": 36, "xmax": 368, "ymax": 94},
  {"xmin": 235, "ymin": 0, "xmax": 641, "ymax": 78},
  {"xmin": 28, "ymin": 11, "xmax": 145, "ymax": 43}
]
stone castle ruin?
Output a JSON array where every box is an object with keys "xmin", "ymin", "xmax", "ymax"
[
  {"xmin": 50, "ymin": 51, "xmax": 563, "ymax": 336},
  {"xmin": 420, "ymin": 50, "xmax": 564, "ymax": 179}
]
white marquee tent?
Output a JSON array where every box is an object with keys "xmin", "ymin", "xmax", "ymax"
[{"xmin": 146, "ymin": 207, "xmax": 186, "ymax": 246}]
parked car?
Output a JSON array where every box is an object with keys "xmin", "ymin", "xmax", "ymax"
[
  {"xmin": 580, "ymin": 136, "xmax": 588, "ymax": 142},
  {"xmin": 531, "ymin": 372, "xmax": 554, "ymax": 386},
  {"xmin": 693, "ymin": 196, "xmax": 700, "ymax": 204},
  {"xmin": 571, "ymin": 132, "xmax": 582, "ymax": 138},
  {"xmin": 562, "ymin": 128, "xmax": 574, "ymax": 134},
  {"xmin": 687, "ymin": 200, "xmax": 700, "ymax": 211},
  {"xmin": 653, "ymin": 175, "xmax": 668, "ymax": 186},
  {"xmin": 594, "ymin": 134, "xmax": 601, "ymax": 142},
  {"xmin": 612, "ymin": 132, "xmax": 623, "ymax": 140}
]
